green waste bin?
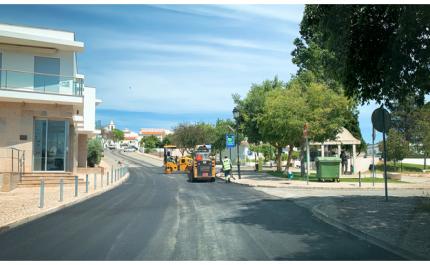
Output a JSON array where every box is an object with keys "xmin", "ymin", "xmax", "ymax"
[{"xmin": 315, "ymin": 157, "xmax": 342, "ymax": 182}]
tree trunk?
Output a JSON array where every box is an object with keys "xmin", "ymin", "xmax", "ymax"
[
  {"xmin": 277, "ymin": 147, "xmax": 282, "ymax": 171},
  {"xmin": 424, "ymin": 153, "xmax": 427, "ymax": 170},
  {"xmin": 284, "ymin": 142, "xmax": 295, "ymax": 174},
  {"xmin": 219, "ymin": 149, "xmax": 223, "ymax": 164},
  {"xmin": 300, "ymin": 140, "xmax": 306, "ymax": 177},
  {"xmin": 393, "ymin": 159, "xmax": 397, "ymax": 172}
]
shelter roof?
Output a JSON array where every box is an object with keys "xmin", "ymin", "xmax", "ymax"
[{"xmin": 310, "ymin": 127, "xmax": 361, "ymax": 146}]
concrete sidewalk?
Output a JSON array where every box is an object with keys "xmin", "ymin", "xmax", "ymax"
[{"xmin": 0, "ymin": 157, "xmax": 130, "ymax": 232}]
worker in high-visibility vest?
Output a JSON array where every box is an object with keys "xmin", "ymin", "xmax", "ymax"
[{"xmin": 222, "ymin": 155, "xmax": 232, "ymax": 183}]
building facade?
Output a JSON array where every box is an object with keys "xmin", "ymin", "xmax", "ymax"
[{"xmin": 0, "ymin": 23, "xmax": 101, "ymax": 175}]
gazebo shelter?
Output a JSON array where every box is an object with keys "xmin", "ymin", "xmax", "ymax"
[{"xmin": 309, "ymin": 127, "xmax": 361, "ymax": 175}]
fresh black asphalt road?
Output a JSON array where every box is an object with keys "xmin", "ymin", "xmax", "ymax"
[{"xmin": 0, "ymin": 150, "xmax": 405, "ymax": 260}]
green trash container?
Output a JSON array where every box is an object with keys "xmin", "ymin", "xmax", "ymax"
[{"xmin": 315, "ymin": 157, "xmax": 342, "ymax": 182}]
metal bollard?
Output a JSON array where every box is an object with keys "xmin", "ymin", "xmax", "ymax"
[
  {"xmin": 75, "ymin": 176, "xmax": 78, "ymax": 197},
  {"xmin": 94, "ymin": 174, "xmax": 97, "ymax": 190},
  {"xmin": 86, "ymin": 174, "xmax": 88, "ymax": 193},
  {"xmin": 107, "ymin": 172, "xmax": 109, "ymax": 185},
  {"xmin": 40, "ymin": 180, "xmax": 44, "ymax": 208},
  {"xmin": 111, "ymin": 170, "xmax": 113, "ymax": 183},
  {"xmin": 359, "ymin": 171, "xmax": 361, "ymax": 187},
  {"xmin": 115, "ymin": 170, "xmax": 117, "ymax": 182},
  {"xmin": 101, "ymin": 172, "xmax": 103, "ymax": 187},
  {"xmin": 60, "ymin": 178, "xmax": 63, "ymax": 202}
]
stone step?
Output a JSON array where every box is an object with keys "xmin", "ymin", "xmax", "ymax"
[
  {"xmin": 21, "ymin": 172, "xmax": 74, "ymax": 177},
  {"xmin": 19, "ymin": 179, "xmax": 86, "ymax": 185},
  {"xmin": 17, "ymin": 183, "xmax": 87, "ymax": 188},
  {"xmin": 21, "ymin": 176, "xmax": 80, "ymax": 180}
]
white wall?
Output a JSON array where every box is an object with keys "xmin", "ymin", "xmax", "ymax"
[
  {"xmin": 0, "ymin": 23, "xmax": 75, "ymax": 41},
  {"xmin": 0, "ymin": 49, "xmax": 76, "ymax": 77},
  {"xmin": 400, "ymin": 158, "xmax": 430, "ymax": 166},
  {"xmin": 83, "ymin": 86, "xmax": 95, "ymax": 134}
]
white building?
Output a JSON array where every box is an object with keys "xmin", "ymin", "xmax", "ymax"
[
  {"xmin": 138, "ymin": 128, "xmax": 171, "ymax": 142},
  {"xmin": 0, "ymin": 23, "xmax": 101, "ymax": 184},
  {"xmin": 121, "ymin": 128, "xmax": 139, "ymax": 147}
]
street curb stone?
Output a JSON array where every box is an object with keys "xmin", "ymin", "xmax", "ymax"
[
  {"xmin": 215, "ymin": 175, "xmax": 428, "ymax": 191},
  {"xmin": 0, "ymin": 172, "xmax": 130, "ymax": 233},
  {"xmin": 311, "ymin": 203, "xmax": 428, "ymax": 261}
]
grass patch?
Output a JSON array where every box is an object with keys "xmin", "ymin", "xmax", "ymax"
[
  {"xmin": 416, "ymin": 192, "xmax": 430, "ymax": 212},
  {"xmin": 266, "ymin": 171, "xmax": 407, "ymax": 183},
  {"xmin": 375, "ymin": 162, "xmax": 427, "ymax": 173}
]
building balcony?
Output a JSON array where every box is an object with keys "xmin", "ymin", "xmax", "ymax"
[{"xmin": 0, "ymin": 68, "xmax": 83, "ymax": 96}]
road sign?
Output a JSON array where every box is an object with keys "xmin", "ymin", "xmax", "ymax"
[
  {"xmin": 247, "ymin": 150, "xmax": 252, "ymax": 156},
  {"xmin": 371, "ymin": 107, "xmax": 391, "ymax": 133},
  {"xmin": 205, "ymin": 143, "xmax": 211, "ymax": 152},
  {"xmin": 226, "ymin": 134, "xmax": 235, "ymax": 148},
  {"xmin": 303, "ymin": 123, "xmax": 308, "ymax": 138}
]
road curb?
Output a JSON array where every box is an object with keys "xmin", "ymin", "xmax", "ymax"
[
  {"xmin": 311, "ymin": 203, "xmax": 428, "ymax": 261},
  {"xmin": 215, "ymin": 175, "xmax": 429, "ymax": 191},
  {"xmin": 0, "ymin": 172, "xmax": 130, "ymax": 233}
]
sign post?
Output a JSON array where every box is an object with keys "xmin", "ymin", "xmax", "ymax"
[
  {"xmin": 304, "ymin": 123, "xmax": 309, "ymax": 185},
  {"xmin": 226, "ymin": 134, "xmax": 235, "ymax": 161},
  {"xmin": 371, "ymin": 106, "xmax": 391, "ymax": 202},
  {"xmin": 372, "ymin": 126, "xmax": 376, "ymax": 187}
]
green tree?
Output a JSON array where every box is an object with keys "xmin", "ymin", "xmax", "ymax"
[
  {"xmin": 112, "ymin": 128, "xmax": 124, "ymax": 142},
  {"xmin": 249, "ymin": 145, "xmax": 262, "ymax": 163},
  {"xmin": 161, "ymin": 134, "xmax": 173, "ymax": 147},
  {"xmin": 259, "ymin": 72, "xmax": 350, "ymax": 174},
  {"xmin": 232, "ymin": 76, "xmax": 285, "ymax": 145},
  {"xmin": 291, "ymin": 18, "xmax": 367, "ymax": 154},
  {"xmin": 140, "ymin": 135, "xmax": 162, "ymax": 148},
  {"xmin": 171, "ymin": 121, "xmax": 214, "ymax": 157},
  {"xmin": 378, "ymin": 129, "xmax": 409, "ymax": 172},
  {"xmin": 212, "ymin": 118, "xmax": 242, "ymax": 163},
  {"xmin": 87, "ymin": 139, "xmax": 103, "ymax": 167},
  {"xmin": 299, "ymin": 4, "xmax": 430, "ymax": 107},
  {"xmin": 414, "ymin": 105, "xmax": 430, "ymax": 169}
]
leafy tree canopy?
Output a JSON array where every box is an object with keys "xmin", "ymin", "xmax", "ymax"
[
  {"xmin": 112, "ymin": 128, "xmax": 124, "ymax": 141},
  {"xmin": 171, "ymin": 121, "xmax": 214, "ymax": 155},
  {"xmin": 232, "ymin": 75, "xmax": 285, "ymax": 144},
  {"xmin": 378, "ymin": 128, "xmax": 408, "ymax": 172},
  {"xmin": 299, "ymin": 4, "xmax": 430, "ymax": 107}
]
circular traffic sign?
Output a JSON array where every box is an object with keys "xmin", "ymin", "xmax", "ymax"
[
  {"xmin": 303, "ymin": 123, "xmax": 308, "ymax": 138},
  {"xmin": 371, "ymin": 107, "xmax": 391, "ymax": 133},
  {"xmin": 247, "ymin": 150, "xmax": 252, "ymax": 156}
]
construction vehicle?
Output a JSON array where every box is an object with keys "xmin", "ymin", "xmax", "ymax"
[
  {"xmin": 163, "ymin": 145, "xmax": 193, "ymax": 174},
  {"xmin": 187, "ymin": 145, "xmax": 216, "ymax": 182}
]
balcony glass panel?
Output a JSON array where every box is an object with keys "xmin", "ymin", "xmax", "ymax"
[
  {"xmin": 0, "ymin": 69, "xmax": 83, "ymax": 96},
  {"xmin": 95, "ymin": 120, "xmax": 101, "ymax": 130}
]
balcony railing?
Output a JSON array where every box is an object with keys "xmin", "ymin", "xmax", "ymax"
[
  {"xmin": 0, "ymin": 68, "xmax": 83, "ymax": 96},
  {"xmin": 95, "ymin": 120, "xmax": 101, "ymax": 130}
]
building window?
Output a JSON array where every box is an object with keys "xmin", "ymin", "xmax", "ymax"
[{"xmin": 34, "ymin": 56, "xmax": 60, "ymax": 93}]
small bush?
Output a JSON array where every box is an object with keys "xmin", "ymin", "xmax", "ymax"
[
  {"xmin": 87, "ymin": 139, "xmax": 103, "ymax": 167},
  {"xmin": 144, "ymin": 148, "xmax": 156, "ymax": 153}
]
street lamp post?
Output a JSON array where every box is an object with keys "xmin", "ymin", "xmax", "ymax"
[{"xmin": 233, "ymin": 107, "xmax": 241, "ymax": 179}]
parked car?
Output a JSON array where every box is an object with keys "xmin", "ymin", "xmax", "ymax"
[
  {"xmin": 109, "ymin": 145, "xmax": 116, "ymax": 150},
  {"xmin": 129, "ymin": 146, "xmax": 138, "ymax": 150},
  {"xmin": 123, "ymin": 147, "xmax": 135, "ymax": 152}
]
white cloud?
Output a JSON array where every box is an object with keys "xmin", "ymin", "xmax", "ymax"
[{"xmin": 217, "ymin": 4, "xmax": 304, "ymax": 24}]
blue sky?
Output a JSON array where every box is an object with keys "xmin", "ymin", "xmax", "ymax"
[{"xmin": 0, "ymin": 4, "xmax": 413, "ymax": 145}]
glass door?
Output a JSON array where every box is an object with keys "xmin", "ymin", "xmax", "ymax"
[
  {"xmin": 33, "ymin": 120, "xmax": 47, "ymax": 171},
  {"xmin": 33, "ymin": 119, "xmax": 68, "ymax": 171}
]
